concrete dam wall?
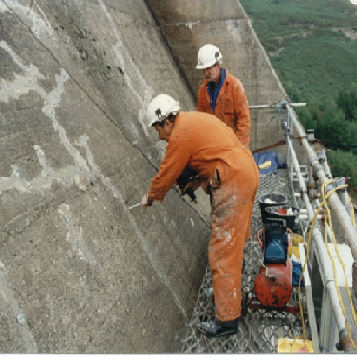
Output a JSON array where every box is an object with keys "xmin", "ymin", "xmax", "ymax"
[
  {"xmin": 1, "ymin": 0, "xmax": 291, "ymax": 353},
  {"xmin": 146, "ymin": 0, "xmax": 289, "ymax": 153}
]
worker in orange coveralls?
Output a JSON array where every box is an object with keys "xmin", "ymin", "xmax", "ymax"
[
  {"xmin": 141, "ymin": 94, "xmax": 259, "ymax": 338},
  {"xmin": 196, "ymin": 44, "xmax": 251, "ymax": 148}
]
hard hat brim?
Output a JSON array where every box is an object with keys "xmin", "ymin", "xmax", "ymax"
[
  {"xmin": 147, "ymin": 109, "xmax": 180, "ymax": 128},
  {"xmin": 196, "ymin": 59, "xmax": 220, "ymax": 70}
]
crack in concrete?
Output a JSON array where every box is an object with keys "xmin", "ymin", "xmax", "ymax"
[
  {"xmin": 58, "ymin": 203, "xmax": 96, "ymax": 264},
  {"xmin": 1, "ymin": 36, "xmax": 189, "ymax": 322},
  {"xmin": 79, "ymin": 134, "xmax": 189, "ymax": 320},
  {"xmin": 0, "ymin": 1, "xmax": 211, "ymax": 322},
  {"xmin": 0, "ymin": 262, "xmax": 38, "ymax": 352},
  {"xmin": 2, "ymin": 0, "xmax": 208, "ymax": 233},
  {"xmin": 0, "ymin": 41, "xmax": 88, "ymax": 194},
  {"xmin": 97, "ymin": 0, "xmax": 155, "ymax": 137},
  {"xmin": 3, "ymin": 0, "xmax": 161, "ymax": 174}
]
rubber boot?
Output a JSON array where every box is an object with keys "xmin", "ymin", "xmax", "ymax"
[{"xmin": 197, "ymin": 316, "xmax": 243, "ymax": 338}]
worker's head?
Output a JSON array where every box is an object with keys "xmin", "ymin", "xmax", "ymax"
[
  {"xmin": 196, "ymin": 44, "xmax": 222, "ymax": 83},
  {"xmin": 153, "ymin": 116, "xmax": 176, "ymax": 142},
  {"xmin": 146, "ymin": 94, "xmax": 180, "ymax": 142}
]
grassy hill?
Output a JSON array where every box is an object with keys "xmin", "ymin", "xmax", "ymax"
[{"xmin": 240, "ymin": 0, "xmax": 357, "ymax": 196}]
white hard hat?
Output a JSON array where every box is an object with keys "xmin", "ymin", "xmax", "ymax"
[
  {"xmin": 196, "ymin": 44, "xmax": 223, "ymax": 69},
  {"xmin": 146, "ymin": 94, "xmax": 180, "ymax": 128}
]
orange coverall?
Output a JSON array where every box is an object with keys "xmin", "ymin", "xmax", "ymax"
[
  {"xmin": 148, "ymin": 111, "xmax": 259, "ymax": 322},
  {"xmin": 197, "ymin": 69, "xmax": 251, "ymax": 148}
]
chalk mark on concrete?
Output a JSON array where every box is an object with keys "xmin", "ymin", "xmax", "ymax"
[
  {"xmin": 1, "ymin": 2, "xmax": 190, "ymax": 322},
  {"xmin": 0, "ymin": 262, "xmax": 38, "ymax": 352},
  {"xmin": 98, "ymin": 0, "xmax": 154, "ymax": 136},
  {"xmin": 58, "ymin": 204, "xmax": 96, "ymax": 264},
  {"xmin": 0, "ymin": 41, "xmax": 89, "ymax": 195},
  {"xmin": 79, "ymin": 133, "xmax": 189, "ymax": 321}
]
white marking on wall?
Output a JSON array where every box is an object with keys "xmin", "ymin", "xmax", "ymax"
[
  {"xmin": 161, "ymin": 21, "xmax": 200, "ymax": 29},
  {"xmin": 0, "ymin": 41, "xmax": 89, "ymax": 195},
  {"xmin": 0, "ymin": 264, "xmax": 38, "ymax": 352},
  {"xmin": 78, "ymin": 134, "xmax": 188, "ymax": 320},
  {"xmin": 0, "ymin": 145, "xmax": 87, "ymax": 194},
  {"xmin": 3, "ymin": 0, "xmax": 53, "ymax": 41},
  {"xmin": 98, "ymin": 0, "xmax": 154, "ymax": 136},
  {"xmin": 0, "ymin": 2, "xmax": 9, "ymax": 13},
  {"xmin": 0, "ymin": 41, "xmax": 46, "ymax": 103},
  {"xmin": 4, "ymin": 0, "xmax": 154, "ymax": 137},
  {"xmin": 58, "ymin": 204, "xmax": 96, "ymax": 264},
  {"xmin": 0, "ymin": 9, "xmax": 188, "ymax": 321},
  {"xmin": 10, "ymin": 165, "xmax": 20, "ymax": 177}
]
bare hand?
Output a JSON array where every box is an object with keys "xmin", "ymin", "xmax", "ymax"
[{"xmin": 141, "ymin": 194, "xmax": 153, "ymax": 208}]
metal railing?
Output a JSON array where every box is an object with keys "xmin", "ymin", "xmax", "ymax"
[
  {"xmin": 282, "ymin": 101, "xmax": 357, "ymax": 352},
  {"xmin": 179, "ymin": 101, "xmax": 357, "ymax": 353}
]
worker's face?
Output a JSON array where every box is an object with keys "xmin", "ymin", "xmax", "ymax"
[
  {"xmin": 203, "ymin": 63, "xmax": 220, "ymax": 83},
  {"xmin": 154, "ymin": 120, "xmax": 174, "ymax": 142}
]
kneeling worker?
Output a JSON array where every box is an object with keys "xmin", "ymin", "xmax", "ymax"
[{"xmin": 141, "ymin": 94, "xmax": 259, "ymax": 338}]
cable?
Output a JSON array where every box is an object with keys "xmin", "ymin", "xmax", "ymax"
[
  {"xmin": 278, "ymin": 177, "xmax": 288, "ymax": 186},
  {"xmin": 320, "ymin": 345, "xmax": 331, "ymax": 353},
  {"xmin": 298, "ymin": 182, "xmax": 357, "ymax": 351},
  {"xmin": 320, "ymin": 181, "xmax": 357, "ymax": 333}
]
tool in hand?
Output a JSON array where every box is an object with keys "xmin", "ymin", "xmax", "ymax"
[
  {"xmin": 177, "ymin": 166, "xmax": 198, "ymax": 202},
  {"xmin": 128, "ymin": 202, "xmax": 141, "ymax": 209}
]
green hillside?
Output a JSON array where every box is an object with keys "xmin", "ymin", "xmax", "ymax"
[{"xmin": 240, "ymin": 0, "xmax": 357, "ymax": 195}]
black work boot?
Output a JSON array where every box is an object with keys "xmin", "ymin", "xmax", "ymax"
[{"xmin": 197, "ymin": 317, "xmax": 242, "ymax": 338}]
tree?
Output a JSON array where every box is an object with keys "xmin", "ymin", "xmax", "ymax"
[
  {"xmin": 337, "ymin": 87, "xmax": 357, "ymax": 122},
  {"xmin": 315, "ymin": 102, "xmax": 351, "ymax": 151}
]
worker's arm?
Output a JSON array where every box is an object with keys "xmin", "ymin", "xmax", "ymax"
[
  {"xmin": 233, "ymin": 79, "xmax": 251, "ymax": 148},
  {"xmin": 146, "ymin": 130, "xmax": 192, "ymax": 204},
  {"xmin": 142, "ymin": 167, "xmax": 201, "ymax": 208}
]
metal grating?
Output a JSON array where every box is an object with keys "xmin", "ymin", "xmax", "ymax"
[{"xmin": 176, "ymin": 169, "xmax": 311, "ymax": 353}]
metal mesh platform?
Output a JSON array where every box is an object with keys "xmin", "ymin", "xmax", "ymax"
[{"xmin": 176, "ymin": 169, "xmax": 311, "ymax": 353}]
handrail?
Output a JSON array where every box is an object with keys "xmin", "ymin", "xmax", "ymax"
[
  {"xmin": 248, "ymin": 100, "xmax": 357, "ymax": 349},
  {"xmin": 281, "ymin": 102, "xmax": 357, "ymax": 349},
  {"xmin": 285, "ymin": 133, "xmax": 347, "ymax": 333},
  {"xmin": 287, "ymin": 106, "xmax": 357, "ymax": 262}
]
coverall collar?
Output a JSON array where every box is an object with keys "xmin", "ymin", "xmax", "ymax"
[{"xmin": 206, "ymin": 68, "xmax": 227, "ymax": 114}]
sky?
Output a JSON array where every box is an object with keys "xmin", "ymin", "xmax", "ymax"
[{"xmin": 351, "ymin": 0, "xmax": 357, "ymax": 4}]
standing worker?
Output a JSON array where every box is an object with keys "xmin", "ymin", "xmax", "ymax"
[
  {"xmin": 141, "ymin": 94, "xmax": 259, "ymax": 338},
  {"xmin": 196, "ymin": 44, "xmax": 251, "ymax": 148}
]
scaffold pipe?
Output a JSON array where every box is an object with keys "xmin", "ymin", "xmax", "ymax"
[
  {"xmin": 286, "ymin": 127, "xmax": 347, "ymax": 333},
  {"xmin": 288, "ymin": 106, "xmax": 357, "ymax": 262},
  {"xmin": 249, "ymin": 102, "xmax": 307, "ymax": 109}
]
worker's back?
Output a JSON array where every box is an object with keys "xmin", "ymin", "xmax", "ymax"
[
  {"xmin": 149, "ymin": 111, "xmax": 257, "ymax": 202},
  {"xmin": 171, "ymin": 111, "xmax": 252, "ymax": 179}
]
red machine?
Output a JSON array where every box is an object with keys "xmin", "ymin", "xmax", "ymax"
[
  {"xmin": 249, "ymin": 224, "xmax": 299, "ymax": 314},
  {"xmin": 254, "ymin": 259, "xmax": 293, "ymax": 308}
]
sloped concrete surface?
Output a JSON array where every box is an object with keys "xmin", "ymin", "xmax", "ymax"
[
  {"xmin": 145, "ymin": 0, "xmax": 289, "ymax": 153},
  {"xmin": 0, "ymin": 0, "xmax": 211, "ymax": 352}
]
